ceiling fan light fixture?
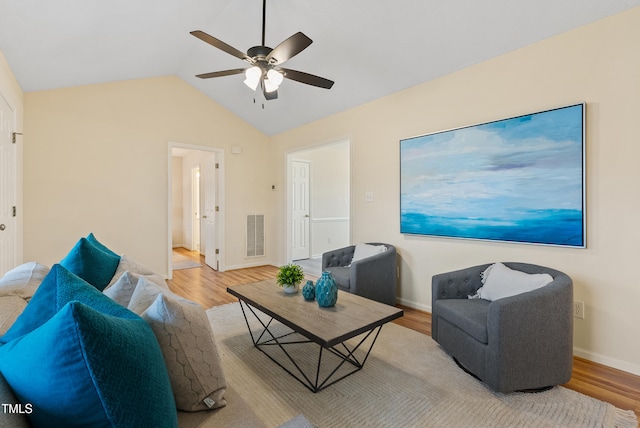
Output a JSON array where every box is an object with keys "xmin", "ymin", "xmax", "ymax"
[
  {"xmin": 243, "ymin": 66, "xmax": 261, "ymax": 91},
  {"xmin": 266, "ymin": 69, "xmax": 283, "ymax": 86},
  {"xmin": 264, "ymin": 69, "xmax": 284, "ymax": 93}
]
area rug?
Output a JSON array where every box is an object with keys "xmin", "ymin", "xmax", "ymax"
[
  {"xmin": 206, "ymin": 302, "xmax": 637, "ymax": 428},
  {"xmin": 172, "ymin": 251, "xmax": 202, "ymax": 270}
]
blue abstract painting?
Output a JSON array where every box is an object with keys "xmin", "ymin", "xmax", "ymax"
[{"xmin": 400, "ymin": 104, "xmax": 585, "ymax": 247}]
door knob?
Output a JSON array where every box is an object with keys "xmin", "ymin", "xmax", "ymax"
[{"xmin": 0, "ymin": 224, "xmax": 5, "ymax": 231}]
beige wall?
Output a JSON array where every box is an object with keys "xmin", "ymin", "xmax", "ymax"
[
  {"xmin": 23, "ymin": 76, "xmax": 270, "ymax": 274},
  {"xmin": 270, "ymin": 8, "xmax": 640, "ymax": 374},
  {"xmin": 0, "ymin": 50, "xmax": 24, "ymax": 265}
]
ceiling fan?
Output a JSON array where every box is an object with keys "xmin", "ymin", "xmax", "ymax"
[{"xmin": 191, "ymin": 0, "xmax": 334, "ymax": 101}]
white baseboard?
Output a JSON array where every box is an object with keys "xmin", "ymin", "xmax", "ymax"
[
  {"xmin": 395, "ymin": 297, "xmax": 431, "ymax": 313},
  {"xmin": 225, "ymin": 260, "xmax": 276, "ymax": 271},
  {"xmin": 573, "ymin": 346, "xmax": 640, "ymax": 377}
]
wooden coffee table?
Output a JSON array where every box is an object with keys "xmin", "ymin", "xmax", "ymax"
[{"xmin": 227, "ymin": 279, "xmax": 403, "ymax": 392}]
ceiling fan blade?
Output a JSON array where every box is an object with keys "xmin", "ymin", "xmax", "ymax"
[
  {"xmin": 281, "ymin": 68, "xmax": 334, "ymax": 89},
  {"xmin": 265, "ymin": 32, "xmax": 312, "ymax": 65},
  {"xmin": 195, "ymin": 68, "xmax": 247, "ymax": 79},
  {"xmin": 190, "ymin": 30, "xmax": 252, "ymax": 63}
]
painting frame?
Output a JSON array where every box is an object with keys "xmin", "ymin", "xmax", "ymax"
[{"xmin": 400, "ymin": 103, "xmax": 586, "ymax": 248}]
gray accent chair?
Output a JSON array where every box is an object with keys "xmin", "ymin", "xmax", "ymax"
[
  {"xmin": 321, "ymin": 243, "xmax": 397, "ymax": 306},
  {"xmin": 431, "ymin": 262, "xmax": 573, "ymax": 393}
]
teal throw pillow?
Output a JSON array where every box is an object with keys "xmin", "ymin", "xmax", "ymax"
[
  {"xmin": 1, "ymin": 264, "xmax": 128, "ymax": 344},
  {"xmin": 0, "ymin": 301, "xmax": 177, "ymax": 428},
  {"xmin": 60, "ymin": 237, "xmax": 120, "ymax": 290},
  {"xmin": 85, "ymin": 232, "xmax": 119, "ymax": 258}
]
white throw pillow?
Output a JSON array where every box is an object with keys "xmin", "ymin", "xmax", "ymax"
[
  {"xmin": 0, "ymin": 262, "xmax": 50, "ymax": 300},
  {"xmin": 127, "ymin": 275, "xmax": 171, "ymax": 315},
  {"xmin": 103, "ymin": 270, "xmax": 167, "ymax": 307},
  {"xmin": 107, "ymin": 254, "xmax": 157, "ymax": 288},
  {"xmin": 475, "ymin": 262, "xmax": 553, "ymax": 301},
  {"xmin": 351, "ymin": 243, "xmax": 387, "ymax": 264}
]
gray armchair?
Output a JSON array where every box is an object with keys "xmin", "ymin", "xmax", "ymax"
[
  {"xmin": 431, "ymin": 262, "xmax": 573, "ymax": 393},
  {"xmin": 322, "ymin": 243, "xmax": 397, "ymax": 306}
]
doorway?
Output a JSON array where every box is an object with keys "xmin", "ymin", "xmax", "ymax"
[
  {"xmin": 168, "ymin": 143, "xmax": 225, "ymax": 279},
  {"xmin": 286, "ymin": 140, "xmax": 351, "ymax": 267}
]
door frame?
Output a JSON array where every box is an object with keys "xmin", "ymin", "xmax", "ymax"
[
  {"xmin": 284, "ymin": 138, "xmax": 351, "ymax": 263},
  {"xmin": 190, "ymin": 166, "xmax": 201, "ymax": 252},
  {"xmin": 0, "ymin": 91, "xmax": 18, "ymax": 275},
  {"xmin": 167, "ymin": 142, "xmax": 225, "ymax": 279}
]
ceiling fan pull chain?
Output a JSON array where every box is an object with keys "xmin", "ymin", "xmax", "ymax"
[{"xmin": 261, "ymin": 0, "xmax": 267, "ymax": 46}]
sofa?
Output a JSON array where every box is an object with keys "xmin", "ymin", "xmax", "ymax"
[
  {"xmin": 431, "ymin": 262, "xmax": 573, "ymax": 393},
  {"xmin": 0, "ymin": 234, "xmax": 262, "ymax": 428},
  {"xmin": 322, "ymin": 242, "xmax": 397, "ymax": 306}
]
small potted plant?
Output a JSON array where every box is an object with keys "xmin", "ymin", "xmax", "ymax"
[{"xmin": 276, "ymin": 263, "xmax": 305, "ymax": 294}]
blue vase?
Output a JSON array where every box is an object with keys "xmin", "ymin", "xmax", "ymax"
[
  {"xmin": 302, "ymin": 280, "xmax": 315, "ymax": 301},
  {"xmin": 316, "ymin": 271, "xmax": 338, "ymax": 307}
]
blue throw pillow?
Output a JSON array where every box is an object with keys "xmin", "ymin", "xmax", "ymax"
[
  {"xmin": 85, "ymin": 232, "xmax": 119, "ymax": 258},
  {"xmin": 60, "ymin": 237, "xmax": 120, "ymax": 290},
  {"xmin": 1, "ymin": 264, "xmax": 129, "ymax": 344},
  {"xmin": 0, "ymin": 301, "xmax": 177, "ymax": 428}
]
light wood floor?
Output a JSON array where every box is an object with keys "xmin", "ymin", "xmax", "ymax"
[{"xmin": 167, "ymin": 248, "xmax": 640, "ymax": 421}]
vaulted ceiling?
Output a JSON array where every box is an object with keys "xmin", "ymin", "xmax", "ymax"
[{"xmin": 1, "ymin": 1, "xmax": 638, "ymax": 135}]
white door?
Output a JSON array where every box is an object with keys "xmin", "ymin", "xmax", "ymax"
[
  {"xmin": 202, "ymin": 154, "xmax": 218, "ymax": 270},
  {"xmin": 291, "ymin": 161, "xmax": 310, "ymax": 260},
  {"xmin": 0, "ymin": 94, "xmax": 16, "ymax": 276}
]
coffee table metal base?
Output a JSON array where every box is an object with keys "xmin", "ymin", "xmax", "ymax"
[{"xmin": 238, "ymin": 300, "xmax": 383, "ymax": 393}]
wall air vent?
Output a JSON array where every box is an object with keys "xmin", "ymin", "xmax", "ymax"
[{"xmin": 246, "ymin": 214, "xmax": 265, "ymax": 257}]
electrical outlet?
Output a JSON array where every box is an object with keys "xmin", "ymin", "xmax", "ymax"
[{"xmin": 573, "ymin": 301, "xmax": 585, "ymax": 319}]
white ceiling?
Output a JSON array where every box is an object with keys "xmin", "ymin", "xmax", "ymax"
[{"xmin": 1, "ymin": 1, "xmax": 639, "ymax": 136}]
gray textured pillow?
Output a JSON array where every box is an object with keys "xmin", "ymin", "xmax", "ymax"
[
  {"xmin": 128, "ymin": 276, "xmax": 227, "ymax": 411},
  {"xmin": 141, "ymin": 292, "xmax": 227, "ymax": 411}
]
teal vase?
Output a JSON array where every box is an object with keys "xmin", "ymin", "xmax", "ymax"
[
  {"xmin": 316, "ymin": 271, "xmax": 338, "ymax": 307},
  {"xmin": 302, "ymin": 280, "xmax": 315, "ymax": 301}
]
